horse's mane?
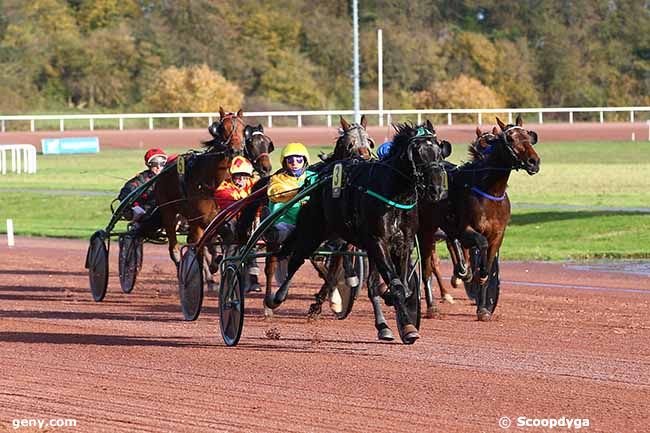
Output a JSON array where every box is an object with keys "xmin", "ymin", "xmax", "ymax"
[{"xmin": 387, "ymin": 122, "xmax": 418, "ymax": 158}]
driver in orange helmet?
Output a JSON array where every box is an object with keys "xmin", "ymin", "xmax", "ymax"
[{"xmin": 213, "ymin": 156, "xmax": 261, "ymax": 292}]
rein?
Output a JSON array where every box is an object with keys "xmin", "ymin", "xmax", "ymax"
[{"xmin": 356, "ymin": 185, "xmax": 417, "ymax": 209}]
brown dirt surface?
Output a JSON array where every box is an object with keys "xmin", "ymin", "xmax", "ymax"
[
  {"xmin": 1, "ymin": 236, "xmax": 649, "ymax": 432},
  {"xmin": 1, "ymin": 122, "xmax": 648, "ymax": 151}
]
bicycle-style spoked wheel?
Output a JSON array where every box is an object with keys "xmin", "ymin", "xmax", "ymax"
[
  {"xmin": 178, "ymin": 245, "xmax": 204, "ymax": 321},
  {"xmin": 86, "ymin": 231, "xmax": 109, "ymax": 302},
  {"xmin": 118, "ymin": 234, "xmax": 140, "ymax": 294},
  {"xmin": 219, "ymin": 264, "xmax": 245, "ymax": 346}
]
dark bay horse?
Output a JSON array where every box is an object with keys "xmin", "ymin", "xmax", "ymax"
[
  {"xmin": 243, "ymin": 124, "xmax": 274, "ymax": 177},
  {"xmin": 419, "ymin": 115, "xmax": 540, "ymax": 321},
  {"xmin": 155, "ymin": 108, "xmax": 245, "ymax": 266},
  {"xmin": 272, "ymin": 122, "xmax": 450, "ymax": 344},
  {"xmin": 235, "ymin": 115, "xmax": 374, "ymax": 318}
]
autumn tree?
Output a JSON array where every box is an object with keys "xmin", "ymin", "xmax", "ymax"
[{"xmin": 145, "ymin": 64, "xmax": 244, "ymax": 113}]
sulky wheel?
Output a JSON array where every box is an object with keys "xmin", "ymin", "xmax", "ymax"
[
  {"xmin": 178, "ymin": 245, "xmax": 204, "ymax": 321},
  {"xmin": 86, "ymin": 230, "xmax": 109, "ymax": 302},
  {"xmin": 219, "ymin": 264, "xmax": 245, "ymax": 347},
  {"xmin": 118, "ymin": 233, "xmax": 141, "ymax": 294}
]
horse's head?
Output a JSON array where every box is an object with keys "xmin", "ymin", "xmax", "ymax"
[
  {"xmin": 334, "ymin": 115, "xmax": 375, "ymax": 160},
  {"xmin": 392, "ymin": 120, "xmax": 451, "ymax": 202},
  {"xmin": 244, "ymin": 124, "xmax": 274, "ymax": 177},
  {"xmin": 205, "ymin": 107, "xmax": 246, "ymax": 155},
  {"xmin": 495, "ymin": 115, "xmax": 540, "ymax": 175}
]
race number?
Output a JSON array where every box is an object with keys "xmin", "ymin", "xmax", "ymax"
[
  {"xmin": 177, "ymin": 156, "xmax": 185, "ymax": 175},
  {"xmin": 332, "ymin": 163, "xmax": 343, "ymax": 198}
]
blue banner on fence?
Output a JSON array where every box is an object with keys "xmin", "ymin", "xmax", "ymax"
[{"xmin": 41, "ymin": 137, "xmax": 100, "ymax": 154}]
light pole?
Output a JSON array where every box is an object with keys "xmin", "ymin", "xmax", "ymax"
[{"xmin": 352, "ymin": 0, "xmax": 360, "ymax": 123}]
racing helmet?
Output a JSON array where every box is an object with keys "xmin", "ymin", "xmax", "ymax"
[
  {"xmin": 144, "ymin": 148, "xmax": 168, "ymax": 166},
  {"xmin": 229, "ymin": 156, "xmax": 254, "ymax": 176}
]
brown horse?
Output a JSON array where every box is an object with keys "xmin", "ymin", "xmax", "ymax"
[
  {"xmin": 154, "ymin": 107, "xmax": 245, "ymax": 267},
  {"xmin": 419, "ymin": 115, "xmax": 540, "ymax": 321}
]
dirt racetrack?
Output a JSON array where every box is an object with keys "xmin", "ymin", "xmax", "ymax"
[
  {"xmin": 1, "ymin": 237, "xmax": 649, "ymax": 432},
  {"xmin": 0, "ymin": 122, "xmax": 648, "ymax": 151}
]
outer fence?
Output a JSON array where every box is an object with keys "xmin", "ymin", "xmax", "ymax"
[
  {"xmin": 0, "ymin": 107, "xmax": 649, "ymax": 132},
  {"xmin": 0, "ymin": 144, "xmax": 37, "ymax": 174}
]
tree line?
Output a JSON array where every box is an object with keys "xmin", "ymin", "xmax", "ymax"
[{"xmin": 0, "ymin": 0, "xmax": 648, "ymax": 114}]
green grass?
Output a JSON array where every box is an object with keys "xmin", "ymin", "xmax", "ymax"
[{"xmin": 1, "ymin": 141, "xmax": 649, "ymax": 260}]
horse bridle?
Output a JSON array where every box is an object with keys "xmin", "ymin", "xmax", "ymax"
[
  {"xmin": 219, "ymin": 114, "xmax": 244, "ymax": 152},
  {"xmin": 245, "ymin": 130, "xmax": 271, "ymax": 169},
  {"xmin": 339, "ymin": 124, "xmax": 374, "ymax": 155},
  {"xmin": 407, "ymin": 127, "xmax": 445, "ymax": 191},
  {"xmin": 500, "ymin": 125, "xmax": 531, "ymax": 171}
]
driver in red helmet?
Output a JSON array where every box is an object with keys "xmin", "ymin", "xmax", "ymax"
[{"xmin": 117, "ymin": 148, "xmax": 167, "ymax": 235}]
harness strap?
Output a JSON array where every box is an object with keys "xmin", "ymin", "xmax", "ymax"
[
  {"xmin": 471, "ymin": 186, "xmax": 507, "ymax": 202},
  {"xmin": 357, "ymin": 186, "xmax": 416, "ymax": 210}
]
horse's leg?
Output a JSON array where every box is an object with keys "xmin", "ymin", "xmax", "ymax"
[
  {"xmin": 477, "ymin": 240, "xmax": 502, "ymax": 322},
  {"xmin": 266, "ymin": 231, "xmax": 326, "ymax": 309},
  {"xmin": 367, "ymin": 265, "xmax": 394, "ymax": 341},
  {"xmin": 418, "ymin": 231, "xmax": 438, "ymax": 318},
  {"xmin": 431, "ymin": 245, "xmax": 453, "ymax": 304},
  {"xmin": 363, "ymin": 239, "xmax": 419, "ymax": 344},
  {"xmin": 307, "ymin": 257, "xmax": 332, "ymax": 319},
  {"xmin": 307, "ymin": 256, "xmax": 328, "ymax": 317},
  {"xmin": 460, "ymin": 228, "xmax": 489, "ymax": 284},
  {"xmin": 161, "ymin": 210, "xmax": 181, "ymax": 268},
  {"xmin": 263, "ymin": 248, "xmax": 277, "ymax": 319},
  {"xmin": 449, "ymin": 238, "xmax": 471, "ymax": 286}
]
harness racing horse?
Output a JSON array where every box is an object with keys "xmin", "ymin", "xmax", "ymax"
[
  {"xmin": 273, "ymin": 122, "xmax": 449, "ymax": 344},
  {"xmin": 154, "ymin": 107, "xmax": 245, "ymax": 267},
  {"xmin": 235, "ymin": 115, "xmax": 374, "ymax": 319},
  {"xmin": 419, "ymin": 115, "xmax": 540, "ymax": 321},
  {"xmin": 306, "ymin": 115, "xmax": 375, "ymax": 318},
  {"xmin": 244, "ymin": 124, "xmax": 274, "ymax": 177}
]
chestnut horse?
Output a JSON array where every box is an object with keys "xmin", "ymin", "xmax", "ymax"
[
  {"xmin": 154, "ymin": 108, "xmax": 245, "ymax": 267},
  {"xmin": 419, "ymin": 115, "xmax": 540, "ymax": 321}
]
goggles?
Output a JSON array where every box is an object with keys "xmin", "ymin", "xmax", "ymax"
[
  {"xmin": 148, "ymin": 157, "xmax": 166, "ymax": 168},
  {"xmin": 285, "ymin": 155, "xmax": 305, "ymax": 165}
]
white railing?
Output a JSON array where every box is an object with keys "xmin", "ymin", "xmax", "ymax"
[
  {"xmin": 0, "ymin": 144, "xmax": 37, "ymax": 174},
  {"xmin": 0, "ymin": 106, "xmax": 649, "ymax": 132}
]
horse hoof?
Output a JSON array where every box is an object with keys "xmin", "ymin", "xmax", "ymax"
[
  {"xmin": 400, "ymin": 324, "xmax": 419, "ymax": 344},
  {"xmin": 377, "ymin": 328, "xmax": 395, "ymax": 341},
  {"xmin": 264, "ymin": 295, "xmax": 280, "ymax": 310},
  {"xmin": 477, "ymin": 308, "xmax": 492, "ymax": 322},
  {"xmin": 442, "ymin": 293, "xmax": 455, "ymax": 304},
  {"xmin": 264, "ymin": 306, "xmax": 274, "ymax": 319},
  {"xmin": 450, "ymin": 276, "xmax": 460, "ymax": 288},
  {"xmin": 307, "ymin": 303, "xmax": 322, "ymax": 320},
  {"xmin": 425, "ymin": 306, "xmax": 438, "ymax": 319}
]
